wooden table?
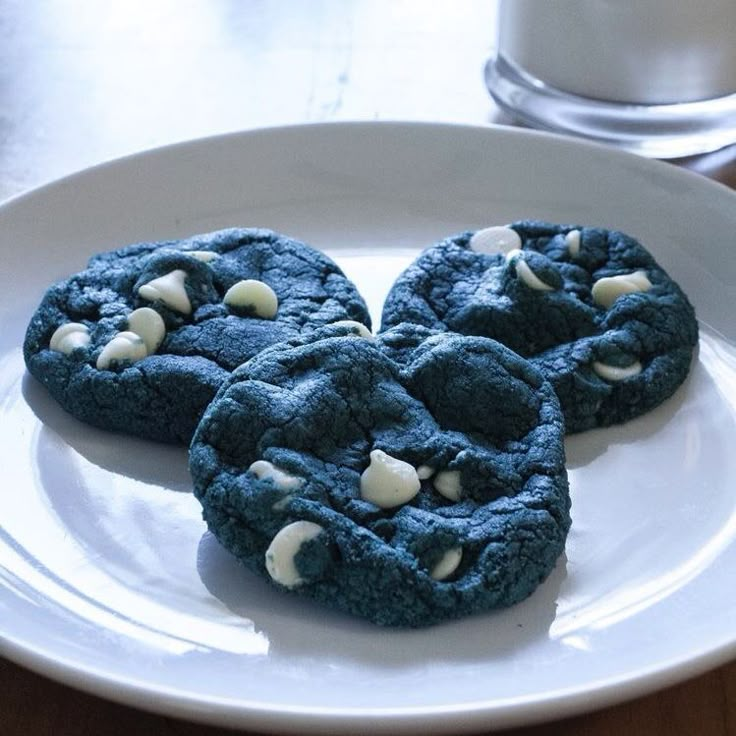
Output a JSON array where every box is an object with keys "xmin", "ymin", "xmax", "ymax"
[{"xmin": 2, "ymin": 2, "xmax": 735, "ymax": 734}]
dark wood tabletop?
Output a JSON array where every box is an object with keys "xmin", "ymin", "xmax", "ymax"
[{"xmin": 2, "ymin": 2, "xmax": 735, "ymax": 734}]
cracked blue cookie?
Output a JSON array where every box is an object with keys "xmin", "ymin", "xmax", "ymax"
[
  {"xmin": 23, "ymin": 228, "xmax": 371, "ymax": 444},
  {"xmin": 381, "ymin": 221, "xmax": 699, "ymax": 433},
  {"xmin": 190, "ymin": 323, "xmax": 570, "ymax": 627}
]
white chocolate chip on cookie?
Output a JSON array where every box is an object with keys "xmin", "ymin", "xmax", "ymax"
[
  {"xmin": 360, "ymin": 449, "xmax": 421, "ymax": 509},
  {"xmin": 433, "ymin": 470, "xmax": 462, "ymax": 502},
  {"xmin": 592, "ymin": 271, "xmax": 652, "ymax": 309},
  {"xmin": 49, "ymin": 323, "xmax": 90, "ymax": 354},
  {"xmin": 138, "ymin": 269, "xmax": 192, "ymax": 314},
  {"xmin": 249, "ymin": 460, "xmax": 304, "ymax": 491},
  {"xmin": 186, "ymin": 250, "xmax": 219, "ymax": 263},
  {"xmin": 514, "ymin": 257, "xmax": 556, "ymax": 292},
  {"xmin": 329, "ymin": 320, "xmax": 373, "ymax": 339},
  {"xmin": 126, "ymin": 307, "xmax": 166, "ymax": 354},
  {"xmin": 416, "ymin": 464, "xmax": 435, "ymax": 480},
  {"xmin": 96, "ymin": 331, "xmax": 148, "ymax": 370},
  {"xmin": 565, "ymin": 229, "xmax": 581, "ymax": 257},
  {"xmin": 431, "ymin": 547, "xmax": 463, "ymax": 581},
  {"xmin": 469, "ymin": 226, "xmax": 522, "ymax": 255},
  {"xmin": 593, "ymin": 360, "xmax": 643, "ymax": 382},
  {"xmin": 224, "ymin": 279, "xmax": 278, "ymax": 319},
  {"xmin": 265, "ymin": 520, "xmax": 325, "ymax": 588}
]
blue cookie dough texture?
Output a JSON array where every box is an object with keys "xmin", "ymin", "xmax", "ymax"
[
  {"xmin": 381, "ymin": 221, "xmax": 699, "ymax": 433},
  {"xmin": 190, "ymin": 323, "xmax": 570, "ymax": 627},
  {"xmin": 24, "ymin": 229, "xmax": 371, "ymax": 444}
]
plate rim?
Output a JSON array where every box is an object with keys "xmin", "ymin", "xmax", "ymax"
[
  {"xmin": 2, "ymin": 119, "xmax": 735, "ymax": 215},
  {"xmin": 2, "ymin": 623, "xmax": 735, "ymax": 733}
]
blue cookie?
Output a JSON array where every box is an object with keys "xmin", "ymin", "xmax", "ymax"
[
  {"xmin": 381, "ymin": 221, "xmax": 698, "ymax": 433},
  {"xmin": 24, "ymin": 229, "xmax": 370, "ymax": 444},
  {"xmin": 190, "ymin": 323, "xmax": 570, "ymax": 627}
]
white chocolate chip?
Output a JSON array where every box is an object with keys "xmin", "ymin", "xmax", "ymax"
[
  {"xmin": 469, "ymin": 226, "xmax": 522, "ymax": 255},
  {"xmin": 271, "ymin": 496, "xmax": 292, "ymax": 512},
  {"xmin": 360, "ymin": 449, "xmax": 421, "ymax": 509},
  {"xmin": 514, "ymin": 258, "xmax": 556, "ymax": 292},
  {"xmin": 329, "ymin": 320, "xmax": 373, "ymax": 339},
  {"xmin": 431, "ymin": 547, "xmax": 463, "ymax": 581},
  {"xmin": 224, "ymin": 279, "xmax": 278, "ymax": 319},
  {"xmin": 186, "ymin": 250, "xmax": 219, "ymax": 263},
  {"xmin": 96, "ymin": 331, "xmax": 148, "ymax": 370},
  {"xmin": 565, "ymin": 230, "xmax": 581, "ymax": 257},
  {"xmin": 126, "ymin": 307, "xmax": 166, "ymax": 354},
  {"xmin": 49, "ymin": 323, "xmax": 90, "ymax": 354},
  {"xmin": 592, "ymin": 360, "xmax": 643, "ymax": 382},
  {"xmin": 249, "ymin": 460, "xmax": 303, "ymax": 491},
  {"xmin": 265, "ymin": 520, "xmax": 324, "ymax": 588},
  {"xmin": 592, "ymin": 271, "xmax": 652, "ymax": 309},
  {"xmin": 416, "ymin": 464, "xmax": 435, "ymax": 480},
  {"xmin": 433, "ymin": 470, "xmax": 462, "ymax": 502},
  {"xmin": 138, "ymin": 269, "xmax": 192, "ymax": 314}
]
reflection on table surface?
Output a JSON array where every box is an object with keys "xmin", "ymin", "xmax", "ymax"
[
  {"xmin": 2, "ymin": 0, "xmax": 734, "ymax": 204},
  {"xmin": 1, "ymin": 2, "xmax": 735, "ymax": 736}
]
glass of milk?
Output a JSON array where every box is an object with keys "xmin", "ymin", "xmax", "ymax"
[{"xmin": 485, "ymin": 0, "xmax": 736, "ymax": 158}]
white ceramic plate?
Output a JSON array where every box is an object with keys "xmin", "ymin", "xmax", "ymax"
[{"xmin": 2, "ymin": 122, "xmax": 736, "ymax": 734}]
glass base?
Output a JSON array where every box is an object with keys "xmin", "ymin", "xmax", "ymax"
[{"xmin": 485, "ymin": 54, "xmax": 736, "ymax": 159}]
